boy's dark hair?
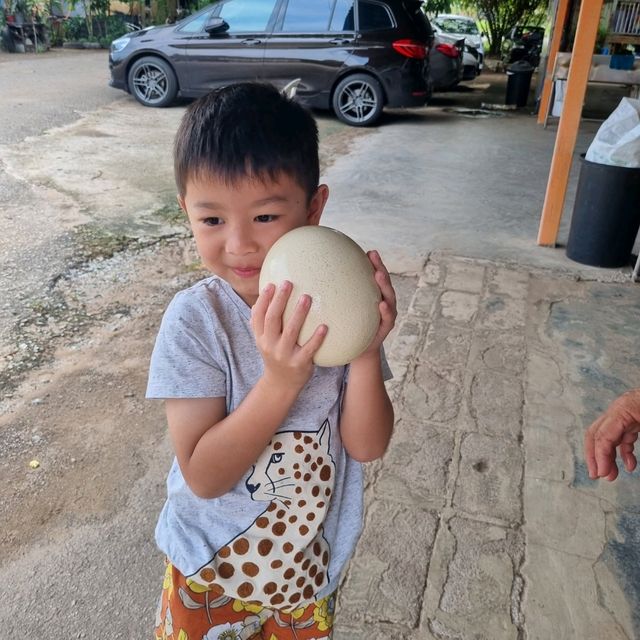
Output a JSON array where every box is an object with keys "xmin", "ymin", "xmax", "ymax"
[{"xmin": 174, "ymin": 83, "xmax": 319, "ymax": 201}]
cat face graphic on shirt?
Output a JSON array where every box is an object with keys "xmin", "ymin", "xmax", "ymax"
[{"xmin": 188, "ymin": 420, "xmax": 335, "ymax": 610}]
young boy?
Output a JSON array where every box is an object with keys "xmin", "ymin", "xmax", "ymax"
[{"xmin": 147, "ymin": 83, "xmax": 396, "ymax": 640}]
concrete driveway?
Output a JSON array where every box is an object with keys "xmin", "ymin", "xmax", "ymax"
[{"xmin": 2, "ymin": 48, "xmax": 640, "ymax": 639}]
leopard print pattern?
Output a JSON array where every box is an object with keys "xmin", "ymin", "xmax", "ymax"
[{"xmin": 187, "ymin": 420, "xmax": 335, "ymax": 611}]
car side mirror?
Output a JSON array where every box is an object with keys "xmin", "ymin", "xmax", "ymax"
[{"xmin": 205, "ymin": 17, "xmax": 229, "ymax": 35}]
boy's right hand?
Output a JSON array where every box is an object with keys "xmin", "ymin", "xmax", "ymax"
[{"xmin": 251, "ymin": 281, "xmax": 327, "ymax": 391}]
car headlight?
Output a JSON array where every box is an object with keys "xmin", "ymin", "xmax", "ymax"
[{"xmin": 110, "ymin": 37, "xmax": 131, "ymax": 54}]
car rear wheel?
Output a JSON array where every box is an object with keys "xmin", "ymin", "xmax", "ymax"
[
  {"xmin": 128, "ymin": 56, "xmax": 178, "ymax": 108},
  {"xmin": 332, "ymin": 74, "xmax": 384, "ymax": 127}
]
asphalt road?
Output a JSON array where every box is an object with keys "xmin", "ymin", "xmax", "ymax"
[{"xmin": 0, "ymin": 49, "xmax": 119, "ymax": 143}]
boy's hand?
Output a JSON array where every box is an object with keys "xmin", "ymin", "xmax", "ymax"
[
  {"xmin": 584, "ymin": 389, "xmax": 640, "ymax": 481},
  {"xmin": 358, "ymin": 250, "xmax": 397, "ymax": 358},
  {"xmin": 251, "ymin": 280, "xmax": 327, "ymax": 391}
]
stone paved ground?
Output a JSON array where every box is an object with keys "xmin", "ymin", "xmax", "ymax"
[{"xmin": 334, "ymin": 253, "xmax": 640, "ymax": 640}]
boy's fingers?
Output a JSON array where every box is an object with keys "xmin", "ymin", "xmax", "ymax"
[
  {"xmin": 368, "ymin": 249, "xmax": 385, "ymax": 271},
  {"xmin": 298, "ymin": 323, "xmax": 328, "ymax": 359},
  {"xmin": 264, "ymin": 280, "xmax": 292, "ymax": 338},
  {"xmin": 281, "ymin": 294, "xmax": 312, "ymax": 346},
  {"xmin": 251, "ymin": 283, "xmax": 274, "ymax": 335},
  {"xmin": 369, "ymin": 251, "xmax": 397, "ymax": 309},
  {"xmin": 376, "ymin": 270, "xmax": 397, "ymax": 305}
]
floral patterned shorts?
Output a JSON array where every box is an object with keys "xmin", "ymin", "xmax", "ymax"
[{"xmin": 155, "ymin": 561, "xmax": 335, "ymax": 640}]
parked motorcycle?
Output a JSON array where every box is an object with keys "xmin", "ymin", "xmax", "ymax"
[{"xmin": 502, "ymin": 25, "xmax": 544, "ymax": 68}]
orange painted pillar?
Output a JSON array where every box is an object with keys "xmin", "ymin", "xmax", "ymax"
[
  {"xmin": 537, "ymin": 0, "xmax": 604, "ymax": 246},
  {"xmin": 537, "ymin": 0, "xmax": 571, "ymax": 125}
]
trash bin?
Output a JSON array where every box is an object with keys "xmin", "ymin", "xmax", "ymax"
[
  {"xmin": 566, "ymin": 155, "xmax": 640, "ymax": 268},
  {"xmin": 505, "ymin": 60, "xmax": 534, "ymax": 107}
]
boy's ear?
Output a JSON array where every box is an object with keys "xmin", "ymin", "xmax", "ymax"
[
  {"xmin": 307, "ymin": 184, "xmax": 329, "ymax": 225},
  {"xmin": 177, "ymin": 194, "xmax": 187, "ymax": 213}
]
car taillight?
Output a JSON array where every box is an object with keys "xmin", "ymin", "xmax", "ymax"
[
  {"xmin": 435, "ymin": 43, "xmax": 460, "ymax": 58},
  {"xmin": 392, "ymin": 39, "xmax": 427, "ymax": 60}
]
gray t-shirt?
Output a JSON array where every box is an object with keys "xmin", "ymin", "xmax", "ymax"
[{"xmin": 147, "ymin": 275, "xmax": 389, "ymax": 611}]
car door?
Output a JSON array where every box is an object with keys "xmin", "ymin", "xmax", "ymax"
[
  {"xmin": 181, "ymin": 0, "xmax": 280, "ymax": 95},
  {"xmin": 261, "ymin": 0, "xmax": 356, "ymax": 107}
]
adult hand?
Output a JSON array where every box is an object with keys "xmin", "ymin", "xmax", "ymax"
[
  {"xmin": 584, "ymin": 389, "xmax": 640, "ymax": 481},
  {"xmin": 251, "ymin": 280, "xmax": 326, "ymax": 391}
]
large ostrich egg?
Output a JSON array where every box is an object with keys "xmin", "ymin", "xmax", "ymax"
[{"xmin": 259, "ymin": 226, "xmax": 381, "ymax": 367}]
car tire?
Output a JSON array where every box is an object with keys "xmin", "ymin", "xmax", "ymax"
[
  {"xmin": 127, "ymin": 56, "xmax": 178, "ymax": 108},
  {"xmin": 332, "ymin": 74, "xmax": 384, "ymax": 127}
]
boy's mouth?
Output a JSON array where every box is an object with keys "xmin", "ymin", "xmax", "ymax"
[{"xmin": 232, "ymin": 267, "xmax": 261, "ymax": 279}]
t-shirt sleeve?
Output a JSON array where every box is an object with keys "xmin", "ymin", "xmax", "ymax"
[{"xmin": 146, "ymin": 291, "xmax": 227, "ymax": 399}]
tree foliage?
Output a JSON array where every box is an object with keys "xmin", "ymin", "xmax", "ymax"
[
  {"xmin": 422, "ymin": 0, "xmax": 453, "ymax": 15},
  {"xmin": 460, "ymin": 0, "xmax": 548, "ymax": 54}
]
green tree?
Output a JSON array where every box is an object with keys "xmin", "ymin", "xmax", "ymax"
[
  {"xmin": 461, "ymin": 0, "xmax": 548, "ymax": 54},
  {"xmin": 422, "ymin": 0, "xmax": 453, "ymax": 15}
]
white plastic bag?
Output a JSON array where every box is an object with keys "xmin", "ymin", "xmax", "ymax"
[{"xmin": 585, "ymin": 97, "xmax": 640, "ymax": 167}]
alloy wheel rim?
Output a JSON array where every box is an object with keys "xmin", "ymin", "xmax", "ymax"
[
  {"xmin": 132, "ymin": 63, "xmax": 169, "ymax": 104},
  {"xmin": 337, "ymin": 81, "xmax": 378, "ymax": 123}
]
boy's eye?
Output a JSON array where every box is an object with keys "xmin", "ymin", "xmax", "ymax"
[
  {"xmin": 255, "ymin": 215, "xmax": 277, "ymax": 223},
  {"xmin": 203, "ymin": 217, "xmax": 222, "ymax": 226}
]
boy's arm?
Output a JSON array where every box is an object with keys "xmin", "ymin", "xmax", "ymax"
[
  {"xmin": 166, "ymin": 380, "xmax": 301, "ymax": 499},
  {"xmin": 340, "ymin": 250, "xmax": 396, "ymax": 462},
  {"xmin": 167, "ymin": 281, "xmax": 326, "ymax": 499},
  {"xmin": 339, "ymin": 351, "xmax": 394, "ymax": 461}
]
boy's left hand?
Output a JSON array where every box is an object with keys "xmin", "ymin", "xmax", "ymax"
[{"xmin": 360, "ymin": 250, "xmax": 397, "ymax": 357}]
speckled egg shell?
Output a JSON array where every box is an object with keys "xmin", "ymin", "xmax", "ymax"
[{"xmin": 259, "ymin": 226, "xmax": 381, "ymax": 367}]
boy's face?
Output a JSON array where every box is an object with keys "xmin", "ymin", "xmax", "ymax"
[{"xmin": 179, "ymin": 172, "xmax": 328, "ymax": 306}]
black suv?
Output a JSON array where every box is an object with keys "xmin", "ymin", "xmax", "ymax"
[{"xmin": 109, "ymin": 0, "xmax": 434, "ymax": 126}]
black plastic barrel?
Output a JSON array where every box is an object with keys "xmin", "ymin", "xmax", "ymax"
[
  {"xmin": 505, "ymin": 60, "xmax": 534, "ymax": 107},
  {"xmin": 566, "ymin": 155, "xmax": 640, "ymax": 268}
]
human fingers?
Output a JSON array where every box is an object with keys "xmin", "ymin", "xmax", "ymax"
[
  {"xmin": 594, "ymin": 433, "xmax": 618, "ymax": 479},
  {"xmin": 281, "ymin": 293, "xmax": 312, "ymax": 348},
  {"xmin": 369, "ymin": 251, "xmax": 397, "ymax": 310},
  {"xmin": 297, "ymin": 322, "xmax": 328, "ymax": 361},
  {"xmin": 251, "ymin": 283, "xmax": 275, "ymax": 336},
  {"xmin": 593, "ymin": 416, "xmax": 624, "ymax": 478},
  {"xmin": 604, "ymin": 464, "xmax": 620, "ymax": 482},
  {"xmin": 620, "ymin": 432, "xmax": 638, "ymax": 472},
  {"xmin": 584, "ymin": 416, "xmax": 602, "ymax": 479},
  {"xmin": 263, "ymin": 280, "xmax": 292, "ymax": 339}
]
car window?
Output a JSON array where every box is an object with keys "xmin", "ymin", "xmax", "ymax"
[
  {"xmin": 358, "ymin": 0, "xmax": 393, "ymax": 31},
  {"xmin": 330, "ymin": 0, "xmax": 354, "ymax": 31},
  {"xmin": 281, "ymin": 0, "xmax": 333, "ymax": 31},
  {"xmin": 218, "ymin": 0, "xmax": 278, "ymax": 31},
  {"xmin": 434, "ymin": 17, "xmax": 478, "ymax": 35},
  {"xmin": 177, "ymin": 9, "xmax": 214, "ymax": 33}
]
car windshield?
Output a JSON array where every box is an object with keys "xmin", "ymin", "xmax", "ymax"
[{"xmin": 435, "ymin": 17, "xmax": 478, "ymax": 35}]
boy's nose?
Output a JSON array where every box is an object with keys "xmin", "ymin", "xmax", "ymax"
[{"xmin": 226, "ymin": 228, "xmax": 258, "ymax": 255}]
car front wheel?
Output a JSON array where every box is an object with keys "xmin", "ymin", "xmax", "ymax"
[
  {"xmin": 127, "ymin": 56, "xmax": 178, "ymax": 108},
  {"xmin": 332, "ymin": 74, "xmax": 384, "ymax": 127}
]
